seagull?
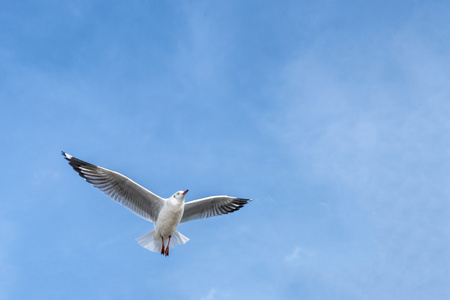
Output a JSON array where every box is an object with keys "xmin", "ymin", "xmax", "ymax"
[{"xmin": 62, "ymin": 152, "xmax": 252, "ymax": 256}]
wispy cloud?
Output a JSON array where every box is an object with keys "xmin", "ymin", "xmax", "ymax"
[
  {"xmin": 285, "ymin": 246, "xmax": 302, "ymax": 262},
  {"xmin": 200, "ymin": 288, "xmax": 217, "ymax": 300},
  {"xmin": 262, "ymin": 11, "xmax": 450, "ymax": 298}
]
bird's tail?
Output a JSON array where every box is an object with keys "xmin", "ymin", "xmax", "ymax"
[{"xmin": 136, "ymin": 230, "xmax": 190, "ymax": 253}]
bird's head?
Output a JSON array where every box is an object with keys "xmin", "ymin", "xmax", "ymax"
[{"xmin": 172, "ymin": 189, "xmax": 189, "ymax": 202}]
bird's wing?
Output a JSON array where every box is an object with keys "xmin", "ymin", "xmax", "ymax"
[
  {"xmin": 180, "ymin": 196, "xmax": 252, "ymax": 223},
  {"xmin": 62, "ymin": 152, "xmax": 164, "ymax": 223}
]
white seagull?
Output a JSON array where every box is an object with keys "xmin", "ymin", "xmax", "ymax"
[{"xmin": 62, "ymin": 152, "xmax": 252, "ymax": 256}]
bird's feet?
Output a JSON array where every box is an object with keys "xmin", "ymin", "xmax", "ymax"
[
  {"xmin": 164, "ymin": 236, "xmax": 171, "ymax": 256},
  {"xmin": 160, "ymin": 236, "xmax": 165, "ymax": 255}
]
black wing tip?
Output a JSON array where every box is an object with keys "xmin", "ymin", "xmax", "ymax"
[
  {"xmin": 61, "ymin": 151, "xmax": 72, "ymax": 161},
  {"xmin": 61, "ymin": 152, "xmax": 95, "ymax": 178},
  {"xmin": 224, "ymin": 197, "xmax": 252, "ymax": 214},
  {"xmin": 236, "ymin": 197, "xmax": 253, "ymax": 204}
]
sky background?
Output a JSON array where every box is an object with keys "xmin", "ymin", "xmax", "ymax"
[{"xmin": 1, "ymin": 0, "xmax": 450, "ymax": 299}]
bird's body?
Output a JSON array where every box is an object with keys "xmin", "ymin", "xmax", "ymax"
[
  {"xmin": 153, "ymin": 193, "xmax": 185, "ymax": 255},
  {"xmin": 61, "ymin": 152, "xmax": 251, "ymax": 256},
  {"xmin": 155, "ymin": 196, "xmax": 184, "ymax": 238}
]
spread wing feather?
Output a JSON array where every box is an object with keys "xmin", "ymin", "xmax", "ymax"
[
  {"xmin": 180, "ymin": 196, "xmax": 252, "ymax": 223},
  {"xmin": 62, "ymin": 152, "xmax": 164, "ymax": 223}
]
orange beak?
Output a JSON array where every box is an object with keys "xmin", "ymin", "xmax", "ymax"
[{"xmin": 183, "ymin": 189, "xmax": 189, "ymax": 195}]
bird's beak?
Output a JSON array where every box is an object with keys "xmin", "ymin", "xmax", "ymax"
[{"xmin": 183, "ymin": 189, "xmax": 189, "ymax": 195}]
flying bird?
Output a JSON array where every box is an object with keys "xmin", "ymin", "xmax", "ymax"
[{"xmin": 61, "ymin": 152, "xmax": 252, "ymax": 256}]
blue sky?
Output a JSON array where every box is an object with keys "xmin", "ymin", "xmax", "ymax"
[{"xmin": 1, "ymin": 0, "xmax": 450, "ymax": 299}]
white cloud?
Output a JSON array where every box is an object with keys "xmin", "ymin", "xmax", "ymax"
[
  {"xmin": 200, "ymin": 288, "xmax": 217, "ymax": 300},
  {"xmin": 285, "ymin": 246, "xmax": 302, "ymax": 262},
  {"xmin": 259, "ymin": 9, "xmax": 450, "ymax": 297}
]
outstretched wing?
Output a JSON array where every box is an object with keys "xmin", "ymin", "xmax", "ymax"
[
  {"xmin": 180, "ymin": 196, "xmax": 252, "ymax": 223},
  {"xmin": 62, "ymin": 152, "xmax": 164, "ymax": 223}
]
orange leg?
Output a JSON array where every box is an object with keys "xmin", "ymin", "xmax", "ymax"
[
  {"xmin": 160, "ymin": 236, "xmax": 165, "ymax": 255},
  {"xmin": 164, "ymin": 236, "xmax": 171, "ymax": 256}
]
